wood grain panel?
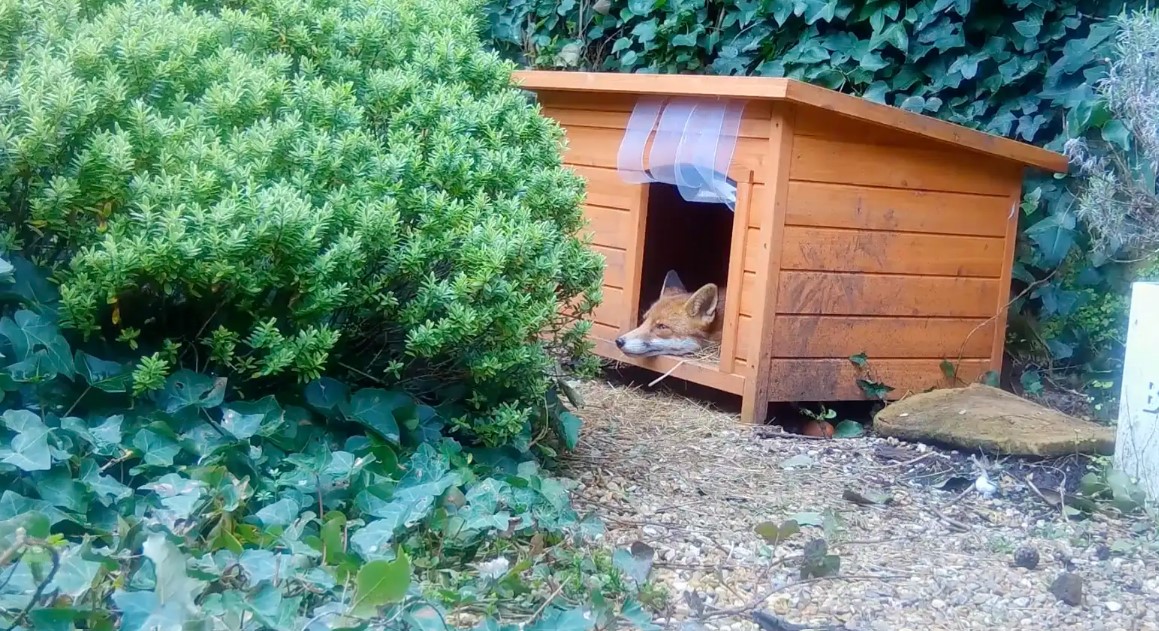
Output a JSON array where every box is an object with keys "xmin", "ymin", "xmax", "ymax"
[
  {"xmin": 568, "ymin": 164, "xmax": 638, "ymax": 209},
  {"xmin": 776, "ymin": 272, "xmax": 1000, "ymax": 318},
  {"xmin": 770, "ymin": 316, "xmax": 994, "ymax": 359},
  {"xmin": 748, "ymin": 183, "xmax": 772, "ymax": 229},
  {"xmin": 780, "ymin": 227, "xmax": 1006, "ymax": 278},
  {"xmin": 790, "ymin": 135, "xmax": 1020, "ymax": 196},
  {"xmin": 590, "ymin": 321, "xmax": 620, "ymax": 342},
  {"xmin": 592, "ymin": 285, "xmax": 626, "ymax": 328},
  {"xmin": 784, "ymin": 181, "xmax": 1012, "ymax": 237},
  {"xmin": 581, "ymin": 204, "xmax": 631, "ymax": 249},
  {"xmin": 561, "ymin": 126, "xmax": 770, "ymax": 183},
  {"xmin": 591, "ymin": 244, "xmax": 626, "ymax": 289},
  {"xmin": 536, "ymin": 89, "xmax": 773, "ymax": 119},
  {"xmin": 743, "ymin": 228, "xmax": 762, "ymax": 272},
  {"xmin": 541, "ymin": 105, "xmax": 771, "ymax": 140},
  {"xmin": 793, "ymin": 107, "xmax": 922, "ymax": 146},
  {"xmin": 735, "ymin": 314, "xmax": 756, "ymax": 362},
  {"xmin": 736, "ymin": 271, "xmax": 762, "ymax": 317},
  {"xmin": 767, "ymin": 358, "xmax": 991, "ymax": 401}
]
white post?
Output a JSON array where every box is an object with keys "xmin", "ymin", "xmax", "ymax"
[{"xmin": 1115, "ymin": 282, "xmax": 1159, "ymax": 501}]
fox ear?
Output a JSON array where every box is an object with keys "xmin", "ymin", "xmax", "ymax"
[
  {"xmin": 685, "ymin": 284, "xmax": 719, "ymax": 319},
  {"xmin": 661, "ymin": 270, "xmax": 686, "ymax": 295}
]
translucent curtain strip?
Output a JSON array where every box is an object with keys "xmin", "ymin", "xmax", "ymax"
[
  {"xmin": 616, "ymin": 97, "xmax": 665, "ymax": 183},
  {"xmin": 647, "ymin": 97, "xmax": 697, "ymax": 188},
  {"xmin": 615, "ymin": 96, "xmax": 741, "ymax": 211},
  {"xmin": 675, "ymin": 101, "xmax": 726, "ymax": 205}
]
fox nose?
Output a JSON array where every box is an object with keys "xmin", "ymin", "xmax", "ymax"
[{"xmin": 614, "ymin": 337, "xmax": 625, "ymax": 349}]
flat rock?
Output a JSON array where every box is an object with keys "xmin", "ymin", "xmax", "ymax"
[{"xmin": 874, "ymin": 384, "xmax": 1115, "ymax": 457}]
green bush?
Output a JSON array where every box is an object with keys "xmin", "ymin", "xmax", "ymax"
[
  {"xmin": 483, "ymin": 0, "xmax": 1141, "ymax": 392},
  {"xmin": 0, "ymin": 0, "xmax": 604, "ymax": 446}
]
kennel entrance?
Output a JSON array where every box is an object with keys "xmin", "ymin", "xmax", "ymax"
[{"xmin": 634, "ymin": 178, "xmax": 742, "ymax": 367}]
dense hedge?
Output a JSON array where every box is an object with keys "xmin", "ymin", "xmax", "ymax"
[
  {"xmin": 485, "ymin": 0, "xmax": 1140, "ymax": 399},
  {"xmin": 0, "ymin": 0, "xmax": 604, "ymax": 445}
]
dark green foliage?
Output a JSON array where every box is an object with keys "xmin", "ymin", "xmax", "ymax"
[
  {"xmin": 0, "ymin": 254, "xmax": 658, "ymax": 629},
  {"xmin": 485, "ymin": 0, "xmax": 1141, "ymax": 395},
  {"xmin": 0, "ymin": 0, "xmax": 605, "ymax": 446}
]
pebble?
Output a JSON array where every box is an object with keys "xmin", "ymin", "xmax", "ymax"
[
  {"xmin": 1106, "ymin": 601, "xmax": 1123, "ymax": 612},
  {"xmin": 1051, "ymin": 572, "xmax": 1084, "ymax": 606}
]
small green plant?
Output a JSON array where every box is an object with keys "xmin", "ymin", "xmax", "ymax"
[
  {"xmin": 801, "ymin": 404, "xmax": 837, "ymax": 423},
  {"xmin": 849, "ymin": 352, "xmax": 895, "ymax": 402}
]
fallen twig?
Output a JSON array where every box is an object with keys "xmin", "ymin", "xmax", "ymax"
[
  {"xmin": 700, "ymin": 574, "xmax": 907, "ymax": 621},
  {"xmin": 522, "ymin": 582, "xmax": 564, "ymax": 627},
  {"xmin": 647, "ymin": 360, "xmax": 687, "ymax": 387}
]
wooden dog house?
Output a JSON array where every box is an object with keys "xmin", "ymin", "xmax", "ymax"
[{"xmin": 513, "ymin": 70, "xmax": 1069, "ymax": 424}]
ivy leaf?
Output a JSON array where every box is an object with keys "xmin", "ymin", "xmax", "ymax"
[
  {"xmin": 0, "ymin": 309, "xmax": 73, "ymax": 379},
  {"xmin": 833, "ymin": 420, "xmax": 865, "ymax": 438},
  {"xmin": 51, "ymin": 545, "xmax": 103, "ymax": 598},
  {"xmin": 899, "ymin": 95, "xmax": 925, "ymax": 112},
  {"xmin": 754, "ymin": 519, "xmax": 800, "ymax": 544},
  {"xmin": 627, "ymin": 0, "xmax": 655, "ymax": 16},
  {"xmin": 857, "ymin": 379, "xmax": 894, "ymax": 400},
  {"xmin": 1025, "ymin": 214, "xmax": 1076, "ymax": 267},
  {"xmin": 871, "ymin": 21, "xmax": 909, "ymax": 53},
  {"xmin": 354, "ymin": 445, "xmax": 460, "ymax": 551},
  {"xmin": 0, "ymin": 255, "xmax": 60, "ymax": 315},
  {"xmin": 342, "ymin": 388, "xmax": 408, "ymax": 443},
  {"xmin": 848, "ymin": 352, "xmax": 868, "ymax": 368},
  {"xmin": 254, "ymin": 498, "xmax": 302, "ymax": 527},
  {"xmin": 140, "ymin": 532, "xmax": 205, "ymax": 625},
  {"xmin": 0, "ymin": 511, "xmax": 50, "ymax": 549},
  {"xmin": 132, "ymin": 428, "xmax": 181, "ymax": 467},
  {"xmin": 140, "ymin": 473, "xmax": 205, "ymax": 521},
  {"xmin": 111, "ymin": 591, "xmax": 162, "ymax": 631},
  {"xmin": 1, "ymin": 409, "xmax": 52, "ymax": 471},
  {"xmin": 352, "ymin": 553, "xmax": 411, "ymax": 617},
  {"xmin": 79, "ymin": 458, "xmax": 132, "ymax": 505},
  {"xmin": 156, "ymin": 370, "xmax": 226, "ymax": 414},
  {"xmin": 611, "ymin": 541, "xmax": 654, "ymax": 585},
  {"xmin": 401, "ymin": 403, "xmax": 444, "ymax": 445},
  {"xmin": 75, "ymin": 351, "xmax": 130, "ymax": 393},
  {"xmin": 556, "ymin": 409, "xmax": 582, "ymax": 450},
  {"xmin": 220, "ymin": 397, "xmax": 282, "ymax": 440},
  {"xmin": 527, "ymin": 606, "xmax": 596, "ymax": 631},
  {"xmin": 305, "ymin": 377, "xmax": 348, "ymax": 416},
  {"xmin": 1101, "ymin": 119, "xmax": 1131, "ymax": 151}
]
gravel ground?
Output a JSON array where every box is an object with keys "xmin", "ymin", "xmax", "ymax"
[{"xmin": 561, "ymin": 377, "xmax": 1159, "ymax": 631}]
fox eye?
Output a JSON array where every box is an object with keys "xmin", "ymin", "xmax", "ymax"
[{"xmin": 655, "ymin": 323, "xmax": 669, "ymax": 331}]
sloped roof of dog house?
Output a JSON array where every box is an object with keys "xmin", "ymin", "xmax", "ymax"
[{"xmin": 512, "ymin": 70, "xmax": 1069, "ymax": 174}]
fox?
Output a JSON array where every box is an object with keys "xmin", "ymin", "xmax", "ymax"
[{"xmin": 614, "ymin": 270, "xmax": 725, "ymax": 357}]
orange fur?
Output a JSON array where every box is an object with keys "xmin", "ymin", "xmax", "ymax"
[{"xmin": 615, "ymin": 270, "xmax": 726, "ymax": 358}]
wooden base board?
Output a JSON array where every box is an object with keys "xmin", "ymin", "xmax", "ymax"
[{"xmin": 592, "ymin": 339, "xmax": 747, "ymax": 395}]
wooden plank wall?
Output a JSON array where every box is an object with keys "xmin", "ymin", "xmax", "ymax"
[
  {"xmin": 750, "ymin": 109, "xmax": 1025, "ymax": 401},
  {"xmin": 536, "ymin": 91, "xmax": 772, "ymax": 366}
]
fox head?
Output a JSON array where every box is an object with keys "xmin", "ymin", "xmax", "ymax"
[{"xmin": 614, "ymin": 270, "xmax": 723, "ymax": 357}]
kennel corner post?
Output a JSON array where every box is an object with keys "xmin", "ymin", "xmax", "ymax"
[
  {"xmin": 739, "ymin": 104, "xmax": 798, "ymax": 425},
  {"xmin": 718, "ymin": 168, "xmax": 756, "ymax": 376},
  {"xmin": 989, "ymin": 165, "xmax": 1033, "ymax": 377}
]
